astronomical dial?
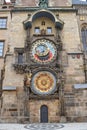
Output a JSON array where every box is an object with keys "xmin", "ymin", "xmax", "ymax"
[{"xmin": 31, "ymin": 39, "xmax": 57, "ymax": 64}]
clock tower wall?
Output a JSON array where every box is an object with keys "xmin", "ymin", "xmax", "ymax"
[
  {"xmin": 29, "ymin": 99, "xmax": 60, "ymax": 123},
  {"xmin": 0, "ymin": 2, "xmax": 85, "ymax": 122}
]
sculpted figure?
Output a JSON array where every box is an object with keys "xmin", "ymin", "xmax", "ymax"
[
  {"xmin": 39, "ymin": 0, "xmax": 48, "ymax": 8},
  {"xmin": 24, "ymin": 72, "xmax": 32, "ymax": 87}
]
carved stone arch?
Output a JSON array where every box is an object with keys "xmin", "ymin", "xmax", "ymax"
[
  {"xmin": 32, "ymin": 37, "xmax": 57, "ymax": 45},
  {"xmin": 23, "ymin": 9, "xmax": 64, "ymax": 30},
  {"xmin": 40, "ymin": 105, "xmax": 48, "ymax": 123}
]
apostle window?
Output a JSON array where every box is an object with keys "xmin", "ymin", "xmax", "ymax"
[
  {"xmin": 47, "ymin": 27, "xmax": 52, "ymax": 34},
  {"xmin": 34, "ymin": 27, "xmax": 40, "ymax": 34}
]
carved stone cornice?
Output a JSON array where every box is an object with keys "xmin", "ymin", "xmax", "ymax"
[
  {"xmin": 13, "ymin": 63, "xmax": 63, "ymax": 74},
  {"xmin": 29, "ymin": 93, "xmax": 59, "ymax": 100},
  {"xmin": 13, "ymin": 64, "xmax": 30, "ymax": 74}
]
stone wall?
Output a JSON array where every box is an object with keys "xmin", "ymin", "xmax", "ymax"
[
  {"xmin": 29, "ymin": 99, "xmax": 60, "ymax": 123},
  {"xmin": 74, "ymin": 88, "xmax": 87, "ymax": 122},
  {"xmin": 0, "ymin": 91, "xmax": 18, "ymax": 123},
  {"xmin": 64, "ymin": 4, "xmax": 87, "ymax": 122},
  {"xmin": 0, "ymin": 90, "xmax": 29, "ymax": 123},
  {"xmin": 15, "ymin": 0, "xmax": 72, "ymax": 7},
  {"xmin": 65, "ymin": 88, "xmax": 87, "ymax": 122},
  {"xmin": 60, "ymin": 11, "xmax": 85, "ymax": 92}
]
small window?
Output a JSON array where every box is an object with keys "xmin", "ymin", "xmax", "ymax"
[
  {"xmin": 81, "ymin": 26, "xmax": 87, "ymax": 51},
  {"xmin": 0, "ymin": 41, "xmax": 4, "ymax": 57},
  {"xmin": 18, "ymin": 53, "xmax": 23, "ymax": 63},
  {"xmin": 0, "ymin": 18, "xmax": 7, "ymax": 29},
  {"xmin": 35, "ymin": 27, "xmax": 40, "ymax": 34},
  {"xmin": 47, "ymin": 27, "xmax": 52, "ymax": 34}
]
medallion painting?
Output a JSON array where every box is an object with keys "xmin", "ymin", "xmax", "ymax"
[{"xmin": 31, "ymin": 71, "xmax": 56, "ymax": 95}]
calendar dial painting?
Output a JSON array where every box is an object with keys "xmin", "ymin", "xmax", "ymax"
[{"xmin": 31, "ymin": 71, "xmax": 56, "ymax": 95}]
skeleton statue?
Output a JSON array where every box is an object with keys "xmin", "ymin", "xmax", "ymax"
[{"xmin": 24, "ymin": 72, "xmax": 32, "ymax": 87}]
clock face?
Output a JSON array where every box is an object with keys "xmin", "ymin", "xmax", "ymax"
[
  {"xmin": 31, "ymin": 71, "xmax": 56, "ymax": 95},
  {"xmin": 31, "ymin": 39, "xmax": 57, "ymax": 64}
]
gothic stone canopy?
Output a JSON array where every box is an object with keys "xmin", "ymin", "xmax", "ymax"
[{"xmin": 23, "ymin": 9, "xmax": 64, "ymax": 30}]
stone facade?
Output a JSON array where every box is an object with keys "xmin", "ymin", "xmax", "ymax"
[
  {"xmin": 15, "ymin": 0, "xmax": 72, "ymax": 7},
  {"xmin": 0, "ymin": 0, "xmax": 87, "ymax": 123},
  {"xmin": 29, "ymin": 99, "xmax": 60, "ymax": 123}
]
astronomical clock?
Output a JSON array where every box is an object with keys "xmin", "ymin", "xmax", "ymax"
[
  {"xmin": 12, "ymin": 0, "xmax": 64, "ymax": 123},
  {"xmin": 30, "ymin": 39, "xmax": 57, "ymax": 64},
  {"xmin": 30, "ymin": 39, "xmax": 58, "ymax": 96}
]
